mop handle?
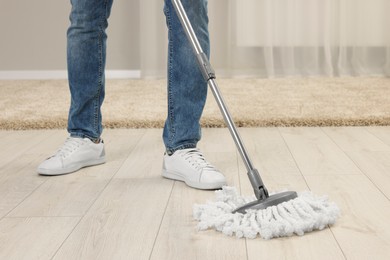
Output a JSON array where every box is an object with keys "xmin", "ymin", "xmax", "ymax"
[{"xmin": 171, "ymin": 0, "xmax": 269, "ymax": 200}]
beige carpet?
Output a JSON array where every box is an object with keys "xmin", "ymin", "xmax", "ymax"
[{"xmin": 1, "ymin": 77, "xmax": 390, "ymax": 130}]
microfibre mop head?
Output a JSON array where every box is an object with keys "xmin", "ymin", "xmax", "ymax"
[{"xmin": 193, "ymin": 186, "xmax": 340, "ymax": 240}]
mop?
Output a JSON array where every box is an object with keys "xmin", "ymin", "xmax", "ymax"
[{"xmin": 171, "ymin": 0, "xmax": 340, "ymax": 239}]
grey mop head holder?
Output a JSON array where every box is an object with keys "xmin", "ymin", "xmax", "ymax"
[
  {"xmin": 248, "ymin": 168, "xmax": 269, "ymax": 200},
  {"xmin": 232, "ymin": 169, "xmax": 297, "ymax": 214},
  {"xmin": 171, "ymin": 0, "xmax": 298, "ymax": 214}
]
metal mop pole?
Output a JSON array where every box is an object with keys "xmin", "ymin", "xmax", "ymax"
[{"xmin": 171, "ymin": 0, "xmax": 268, "ymax": 201}]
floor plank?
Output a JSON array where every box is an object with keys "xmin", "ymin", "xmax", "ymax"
[
  {"xmin": 366, "ymin": 126, "xmax": 390, "ymax": 146},
  {"xmin": 239, "ymin": 128, "xmax": 302, "ymax": 176},
  {"xmin": 0, "ymin": 127, "xmax": 389, "ymax": 260},
  {"xmin": 346, "ymin": 150, "xmax": 390, "ymax": 199},
  {"xmin": 0, "ymin": 217, "xmax": 79, "ymax": 260},
  {"xmin": 113, "ymin": 129, "xmax": 164, "ymax": 179},
  {"xmin": 0, "ymin": 130, "xmax": 12, "ymax": 142},
  {"xmin": 7, "ymin": 129, "xmax": 144, "ymax": 217},
  {"xmin": 0, "ymin": 130, "xmax": 66, "ymax": 218},
  {"xmin": 247, "ymin": 229, "xmax": 345, "ymax": 260},
  {"xmin": 322, "ymin": 127, "xmax": 390, "ymax": 199},
  {"xmin": 237, "ymin": 128, "xmax": 345, "ymax": 260},
  {"xmin": 279, "ymin": 127, "xmax": 362, "ymax": 175},
  {"xmin": 197, "ymin": 128, "xmax": 237, "ymax": 153},
  {"xmin": 0, "ymin": 130, "xmax": 57, "ymax": 171},
  {"xmin": 238, "ymin": 128, "xmax": 310, "ymax": 195},
  {"xmin": 306, "ymin": 175, "xmax": 390, "ymax": 260},
  {"xmin": 52, "ymin": 178, "xmax": 173, "ymax": 260},
  {"xmin": 322, "ymin": 127, "xmax": 390, "ymax": 152},
  {"xmin": 150, "ymin": 182, "xmax": 247, "ymax": 260},
  {"xmin": 151, "ymin": 128, "xmax": 245, "ymax": 260}
]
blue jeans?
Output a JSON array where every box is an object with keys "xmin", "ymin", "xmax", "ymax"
[{"xmin": 67, "ymin": 0, "xmax": 209, "ymax": 154}]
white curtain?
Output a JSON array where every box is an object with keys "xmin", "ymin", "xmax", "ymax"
[{"xmin": 140, "ymin": 0, "xmax": 390, "ymax": 78}]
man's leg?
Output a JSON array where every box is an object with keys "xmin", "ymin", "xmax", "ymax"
[
  {"xmin": 162, "ymin": 0, "xmax": 226, "ymax": 189},
  {"xmin": 37, "ymin": 0, "xmax": 113, "ymax": 176},
  {"xmin": 163, "ymin": 0, "xmax": 209, "ymax": 153},
  {"xmin": 67, "ymin": 0, "xmax": 113, "ymax": 141}
]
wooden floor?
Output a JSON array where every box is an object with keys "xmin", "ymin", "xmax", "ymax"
[{"xmin": 0, "ymin": 127, "xmax": 390, "ymax": 260}]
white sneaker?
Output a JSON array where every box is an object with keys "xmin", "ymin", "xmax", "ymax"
[
  {"xmin": 37, "ymin": 137, "xmax": 105, "ymax": 176},
  {"xmin": 162, "ymin": 148, "xmax": 226, "ymax": 190}
]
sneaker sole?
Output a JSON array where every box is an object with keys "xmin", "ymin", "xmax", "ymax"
[
  {"xmin": 38, "ymin": 157, "xmax": 106, "ymax": 176},
  {"xmin": 162, "ymin": 169, "xmax": 226, "ymax": 190}
]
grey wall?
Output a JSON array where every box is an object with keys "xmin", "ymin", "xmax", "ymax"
[
  {"xmin": 0, "ymin": 0, "xmax": 140, "ymax": 70},
  {"xmin": 0, "ymin": 0, "xmax": 230, "ymax": 74}
]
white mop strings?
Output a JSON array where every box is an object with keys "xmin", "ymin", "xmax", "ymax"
[{"xmin": 193, "ymin": 186, "xmax": 340, "ymax": 240}]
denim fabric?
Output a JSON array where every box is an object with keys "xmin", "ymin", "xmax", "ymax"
[
  {"xmin": 163, "ymin": 0, "xmax": 210, "ymax": 154},
  {"xmin": 66, "ymin": 0, "xmax": 209, "ymax": 151},
  {"xmin": 67, "ymin": 0, "xmax": 113, "ymax": 142}
]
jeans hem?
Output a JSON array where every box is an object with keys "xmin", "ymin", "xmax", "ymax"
[
  {"xmin": 166, "ymin": 143, "xmax": 197, "ymax": 155},
  {"xmin": 69, "ymin": 132, "xmax": 100, "ymax": 143}
]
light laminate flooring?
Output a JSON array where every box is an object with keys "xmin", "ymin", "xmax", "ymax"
[{"xmin": 0, "ymin": 127, "xmax": 390, "ymax": 260}]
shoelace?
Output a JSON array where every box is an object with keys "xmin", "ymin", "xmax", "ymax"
[
  {"xmin": 51, "ymin": 137, "xmax": 86, "ymax": 159},
  {"xmin": 179, "ymin": 149, "xmax": 217, "ymax": 171}
]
